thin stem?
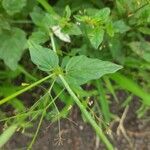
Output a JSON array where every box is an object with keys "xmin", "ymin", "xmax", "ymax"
[
  {"xmin": 27, "ymin": 108, "xmax": 46, "ymax": 150},
  {"xmin": 27, "ymin": 88, "xmax": 64, "ymax": 149},
  {"xmin": 51, "ymin": 95, "xmax": 62, "ymax": 141},
  {"xmin": 29, "ymin": 93, "xmax": 49, "ymax": 112},
  {"xmin": 59, "ymin": 74, "xmax": 114, "ymax": 150},
  {"xmin": 0, "ymin": 74, "xmax": 53, "ymax": 105},
  {"xmin": 48, "ymin": 79, "xmax": 62, "ymax": 139},
  {"xmin": 50, "ymin": 34, "xmax": 57, "ymax": 53},
  {"xmin": 0, "ymin": 110, "xmax": 42, "ymax": 122}
]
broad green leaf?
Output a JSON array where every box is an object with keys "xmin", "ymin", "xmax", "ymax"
[
  {"xmin": 113, "ymin": 20, "xmax": 130, "ymax": 33},
  {"xmin": 30, "ymin": 7, "xmax": 46, "ymax": 26},
  {"xmin": 30, "ymin": 7, "xmax": 59, "ymax": 30},
  {"xmin": 128, "ymin": 41, "xmax": 150, "ymax": 63},
  {"xmin": 94, "ymin": 7, "xmax": 110, "ymax": 23},
  {"xmin": 0, "ymin": 28, "xmax": 27, "ymax": 70},
  {"xmin": 0, "ymin": 124, "xmax": 17, "ymax": 148},
  {"xmin": 2, "ymin": 0, "xmax": 27, "ymax": 15},
  {"xmin": 109, "ymin": 36, "xmax": 125, "ymax": 63},
  {"xmin": 87, "ymin": 27, "xmax": 104, "ymax": 49},
  {"xmin": 28, "ymin": 42, "xmax": 59, "ymax": 72},
  {"xmin": 29, "ymin": 30, "xmax": 49, "ymax": 44},
  {"xmin": 86, "ymin": 8, "xmax": 101, "ymax": 16},
  {"xmin": 61, "ymin": 56, "xmax": 70, "ymax": 68},
  {"xmin": 65, "ymin": 55, "xmax": 122, "ymax": 85},
  {"xmin": 62, "ymin": 23, "xmax": 81, "ymax": 35},
  {"xmin": 138, "ymin": 27, "xmax": 150, "ymax": 35}
]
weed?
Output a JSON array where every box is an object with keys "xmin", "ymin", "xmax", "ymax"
[{"xmin": 0, "ymin": 0, "xmax": 150, "ymax": 149}]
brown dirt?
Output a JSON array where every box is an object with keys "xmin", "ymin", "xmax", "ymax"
[{"xmin": 3, "ymin": 92, "xmax": 150, "ymax": 150}]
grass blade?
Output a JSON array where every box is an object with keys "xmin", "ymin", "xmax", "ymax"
[
  {"xmin": 110, "ymin": 72, "xmax": 150, "ymax": 105},
  {"xmin": 0, "ymin": 74, "xmax": 53, "ymax": 105},
  {"xmin": 95, "ymin": 80, "xmax": 111, "ymax": 123},
  {"xmin": 0, "ymin": 124, "xmax": 17, "ymax": 148}
]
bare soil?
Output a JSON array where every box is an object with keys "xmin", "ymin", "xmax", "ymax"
[{"xmin": 3, "ymin": 92, "xmax": 150, "ymax": 150}]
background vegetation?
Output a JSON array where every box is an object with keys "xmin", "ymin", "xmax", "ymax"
[{"xmin": 0, "ymin": 0, "xmax": 150, "ymax": 149}]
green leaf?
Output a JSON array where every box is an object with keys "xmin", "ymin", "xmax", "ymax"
[
  {"xmin": 113, "ymin": 20, "xmax": 130, "ymax": 33},
  {"xmin": 28, "ymin": 42, "xmax": 59, "ymax": 72},
  {"xmin": 109, "ymin": 36, "xmax": 125, "ymax": 63},
  {"xmin": 133, "ymin": 4, "xmax": 150, "ymax": 25},
  {"xmin": 115, "ymin": 0, "xmax": 147, "ymax": 16},
  {"xmin": 106, "ymin": 22, "xmax": 114, "ymax": 37},
  {"xmin": 64, "ymin": 55, "xmax": 122, "ymax": 85},
  {"xmin": 0, "ymin": 28, "xmax": 27, "ymax": 70},
  {"xmin": 2, "ymin": 0, "xmax": 27, "ymax": 15},
  {"xmin": 62, "ymin": 23, "xmax": 81, "ymax": 35},
  {"xmin": 87, "ymin": 27, "xmax": 104, "ymax": 49},
  {"xmin": 128, "ymin": 41, "xmax": 150, "ymax": 63},
  {"xmin": 0, "ymin": 124, "xmax": 17, "ymax": 148},
  {"xmin": 65, "ymin": 5, "xmax": 71, "ymax": 19},
  {"xmin": 94, "ymin": 7, "xmax": 110, "ymax": 23},
  {"xmin": 138, "ymin": 27, "xmax": 150, "ymax": 35},
  {"xmin": 110, "ymin": 72, "xmax": 150, "ymax": 105},
  {"xmin": 30, "ymin": 7, "xmax": 45, "ymax": 26},
  {"xmin": 30, "ymin": 7, "xmax": 59, "ymax": 30},
  {"xmin": 115, "ymin": 0, "xmax": 126, "ymax": 15},
  {"xmin": 29, "ymin": 30, "xmax": 49, "ymax": 44},
  {"xmin": 96, "ymin": 80, "xmax": 111, "ymax": 123}
]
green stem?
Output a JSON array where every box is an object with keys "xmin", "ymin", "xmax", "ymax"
[
  {"xmin": 50, "ymin": 34, "xmax": 57, "ymax": 53},
  {"xmin": 59, "ymin": 75, "xmax": 114, "ymax": 150},
  {"xmin": 0, "ymin": 110, "xmax": 43, "ymax": 122},
  {"xmin": 48, "ymin": 13, "xmax": 113, "ymax": 149},
  {"xmin": 0, "ymin": 74, "xmax": 53, "ymax": 105},
  {"xmin": 37, "ymin": 0, "xmax": 57, "ymax": 15},
  {"xmin": 27, "ymin": 88, "xmax": 64, "ymax": 149},
  {"xmin": 27, "ymin": 109, "xmax": 45, "ymax": 150}
]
